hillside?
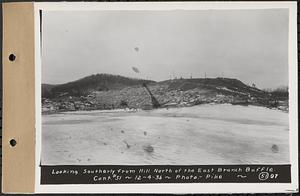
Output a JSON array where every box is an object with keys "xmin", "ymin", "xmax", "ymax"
[
  {"xmin": 161, "ymin": 77, "xmax": 267, "ymax": 97},
  {"xmin": 42, "ymin": 73, "xmax": 155, "ymax": 98},
  {"xmin": 42, "ymin": 74, "xmax": 288, "ymax": 112},
  {"xmin": 42, "ymin": 84, "xmax": 56, "ymax": 98}
]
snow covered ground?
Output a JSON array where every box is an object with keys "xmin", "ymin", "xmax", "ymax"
[{"xmin": 41, "ymin": 104, "xmax": 289, "ymax": 165}]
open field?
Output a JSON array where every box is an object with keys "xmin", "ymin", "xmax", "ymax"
[{"xmin": 41, "ymin": 104, "xmax": 289, "ymax": 165}]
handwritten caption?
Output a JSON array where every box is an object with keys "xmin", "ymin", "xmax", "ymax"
[{"xmin": 41, "ymin": 165, "xmax": 291, "ymax": 184}]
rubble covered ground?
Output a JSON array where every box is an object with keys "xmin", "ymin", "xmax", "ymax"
[{"xmin": 42, "ymin": 78, "xmax": 289, "ymax": 113}]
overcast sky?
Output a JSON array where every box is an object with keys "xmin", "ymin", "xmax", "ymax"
[{"xmin": 42, "ymin": 9, "xmax": 288, "ymax": 89}]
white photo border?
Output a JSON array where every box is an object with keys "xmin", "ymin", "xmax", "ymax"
[{"xmin": 34, "ymin": 1, "xmax": 298, "ymax": 194}]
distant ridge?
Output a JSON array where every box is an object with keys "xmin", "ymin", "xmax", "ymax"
[
  {"xmin": 161, "ymin": 77, "xmax": 267, "ymax": 98},
  {"xmin": 42, "ymin": 73, "xmax": 155, "ymax": 98},
  {"xmin": 42, "ymin": 73, "xmax": 267, "ymax": 99}
]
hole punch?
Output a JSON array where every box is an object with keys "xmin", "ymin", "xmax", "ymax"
[
  {"xmin": 9, "ymin": 54, "xmax": 16, "ymax": 61},
  {"xmin": 9, "ymin": 139, "xmax": 17, "ymax": 147}
]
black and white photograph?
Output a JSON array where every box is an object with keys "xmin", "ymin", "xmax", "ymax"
[
  {"xmin": 34, "ymin": 3, "xmax": 299, "ymax": 190},
  {"xmin": 33, "ymin": 1, "xmax": 300, "ymax": 192},
  {"xmin": 1, "ymin": 1, "xmax": 298, "ymax": 194},
  {"xmin": 41, "ymin": 8, "xmax": 290, "ymax": 166}
]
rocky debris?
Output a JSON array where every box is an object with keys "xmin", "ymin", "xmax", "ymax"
[{"xmin": 42, "ymin": 80, "xmax": 289, "ymax": 113}]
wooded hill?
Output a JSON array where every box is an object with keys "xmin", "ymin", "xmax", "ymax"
[{"xmin": 42, "ymin": 73, "xmax": 155, "ymax": 98}]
